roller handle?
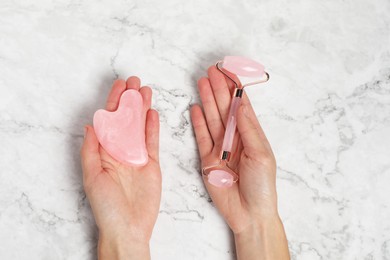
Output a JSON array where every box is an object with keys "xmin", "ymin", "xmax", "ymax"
[{"xmin": 221, "ymin": 89, "xmax": 243, "ymax": 159}]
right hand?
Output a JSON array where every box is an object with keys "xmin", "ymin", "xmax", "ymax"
[{"xmin": 190, "ymin": 65, "xmax": 280, "ymax": 234}]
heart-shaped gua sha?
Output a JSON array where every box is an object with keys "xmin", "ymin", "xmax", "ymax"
[{"xmin": 93, "ymin": 89, "xmax": 148, "ymax": 166}]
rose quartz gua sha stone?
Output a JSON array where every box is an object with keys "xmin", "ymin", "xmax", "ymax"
[{"xmin": 93, "ymin": 89, "xmax": 148, "ymax": 166}]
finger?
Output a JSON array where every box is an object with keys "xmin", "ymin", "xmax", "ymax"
[
  {"xmin": 236, "ymin": 105, "xmax": 272, "ymax": 161},
  {"xmin": 218, "ymin": 65, "xmax": 242, "ymax": 95},
  {"xmin": 198, "ymin": 77, "xmax": 224, "ymax": 145},
  {"xmin": 190, "ymin": 104, "xmax": 213, "ymax": 158},
  {"xmin": 126, "ymin": 76, "xmax": 141, "ymax": 90},
  {"xmin": 105, "ymin": 79, "xmax": 126, "ymax": 111},
  {"xmin": 208, "ymin": 66, "xmax": 232, "ymax": 127},
  {"xmin": 81, "ymin": 125, "xmax": 102, "ymax": 183},
  {"xmin": 145, "ymin": 109, "xmax": 160, "ymax": 162},
  {"xmin": 223, "ymin": 69, "xmax": 242, "ymax": 91},
  {"xmin": 240, "ymin": 92, "xmax": 272, "ymax": 149},
  {"xmin": 139, "ymin": 86, "xmax": 152, "ymax": 122}
]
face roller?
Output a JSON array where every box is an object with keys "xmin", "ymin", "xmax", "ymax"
[{"xmin": 202, "ymin": 56, "xmax": 269, "ymax": 188}]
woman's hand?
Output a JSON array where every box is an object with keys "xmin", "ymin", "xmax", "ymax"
[
  {"xmin": 81, "ymin": 77, "xmax": 161, "ymax": 260},
  {"xmin": 191, "ymin": 66, "xmax": 290, "ymax": 260}
]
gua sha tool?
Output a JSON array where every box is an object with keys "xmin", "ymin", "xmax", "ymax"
[
  {"xmin": 93, "ymin": 89, "xmax": 148, "ymax": 166},
  {"xmin": 202, "ymin": 56, "xmax": 269, "ymax": 188}
]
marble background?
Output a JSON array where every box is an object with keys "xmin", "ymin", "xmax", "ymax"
[{"xmin": 1, "ymin": 0, "xmax": 390, "ymax": 259}]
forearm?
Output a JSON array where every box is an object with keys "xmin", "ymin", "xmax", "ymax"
[
  {"xmin": 98, "ymin": 232, "xmax": 151, "ymax": 260},
  {"xmin": 234, "ymin": 216, "xmax": 290, "ymax": 260}
]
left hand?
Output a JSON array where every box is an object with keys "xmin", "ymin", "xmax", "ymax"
[{"xmin": 81, "ymin": 77, "xmax": 161, "ymax": 259}]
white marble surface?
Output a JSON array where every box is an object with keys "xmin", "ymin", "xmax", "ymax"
[{"xmin": 1, "ymin": 0, "xmax": 390, "ymax": 259}]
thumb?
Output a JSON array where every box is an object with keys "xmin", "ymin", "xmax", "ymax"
[
  {"xmin": 81, "ymin": 125, "xmax": 102, "ymax": 184},
  {"xmin": 236, "ymin": 105, "xmax": 269, "ymax": 161}
]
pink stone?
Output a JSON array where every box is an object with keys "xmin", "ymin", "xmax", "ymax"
[
  {"xmin": 93, "ymin": 90, "xmax": 148, "ymax": 166},
  {"xmin": 222, "ymin": 56, "xmax": 265, "ymax": 78},
  {"xmin": 208, "ymin": 170, "xmax": 234, "ymax": 188}
]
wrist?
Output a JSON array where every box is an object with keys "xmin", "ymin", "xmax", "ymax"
[
  {"xmin": 98, "ymin": 231, "xmax": 150, "ymax": 260},
  {"xmin": 234, "ymin": 215, "xmax": 290, "ymax": 260},
  {"xmin": 233, "ymin": 214, "xmax": 280, "ymax": 240}
]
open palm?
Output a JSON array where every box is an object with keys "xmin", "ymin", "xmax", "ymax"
[
  {"xmin": 81, "ymin": 77, "xmax": 161, "ymax": 243},
  {"xmin": 191, "ymin": 66, "xmax": 279, "ymax": 234}
]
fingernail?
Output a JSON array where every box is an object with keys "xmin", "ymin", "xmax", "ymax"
[{"xmin": 84, "ymin": 126, "xmax": 88, "ymax": 139}]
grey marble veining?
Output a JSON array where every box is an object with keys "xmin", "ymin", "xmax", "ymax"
[{"xmin": 1, "ymin": 0, "xmax": 390, "ymax": 259}]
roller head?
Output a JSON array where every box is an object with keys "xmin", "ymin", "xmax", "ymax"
[
  {"xmin": 208, "ymin": 169, "xmax": 234, "ymax": 188},
  {"xmin": 222, "ymin": 56, "xmax": 265, "ymax": 78}
]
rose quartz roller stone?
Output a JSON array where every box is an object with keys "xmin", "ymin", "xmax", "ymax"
[
  {"xmin": 93, "ymin": 89, "xmax": 148, "ymax": 166},
  {"xmin": 204, "ymin": 56, "xmax": 266, "ymax": 188},
  {"xmin": 222, "ymin": 56, "xmax": 265, "ymax": 78}
]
